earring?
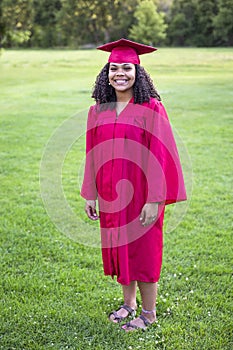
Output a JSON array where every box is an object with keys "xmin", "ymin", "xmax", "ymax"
[{"xmin": 108, "ymin": 82, "xmax": 111, "ymax": 85}]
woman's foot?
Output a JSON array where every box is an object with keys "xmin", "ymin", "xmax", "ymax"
[
  {"xmin": 121, "ymin": 309, "xmax": 156, "ymax": 331},
  {"xmin": 109, "ymin": 304, "xmax": 137, "ymax": 323}
]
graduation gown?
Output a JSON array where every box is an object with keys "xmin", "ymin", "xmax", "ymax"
[{"xmin": 81, "ymin": 97, "xmax": 186, "ymax": 285}]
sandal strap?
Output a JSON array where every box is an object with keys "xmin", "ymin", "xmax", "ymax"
[
  {"xmin": 109, "ymin": 311, "xmax": 122, "ymax": 321},
  {"xmin": 124, "ymin": 321, "xmax": 139, "ymax": 330},
  {"xmin": 109, "ymin": 304, "xmax": 136, "ymax": 322},
  {"xmin": 120, "ymin": 304, "xmax": 135, "ymax": 316},
  {"xmin": 142, "ymin": 307, "xmax": 156, "ymax": 314},
  {"xmin": 139, "ymin": 314, "xmax": 151, "ymax": 327}
]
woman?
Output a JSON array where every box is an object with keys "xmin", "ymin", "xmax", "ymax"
[{"xmin": 81, "ymin": 38, "xmax": 186, "ymax": 331}]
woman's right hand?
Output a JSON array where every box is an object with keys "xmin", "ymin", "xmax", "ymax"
[{"xmin": 85, "ymin": 200, "xmax": 99, "ymax": 220}]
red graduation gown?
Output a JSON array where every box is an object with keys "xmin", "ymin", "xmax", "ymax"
[{"xmin": 81, "ymin": 97, "xmax": 186, "ymax": 285}]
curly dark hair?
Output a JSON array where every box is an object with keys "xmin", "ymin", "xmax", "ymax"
[{"xmin": 91, "ymin": 63, "xmax": 161, "ymax": 106}]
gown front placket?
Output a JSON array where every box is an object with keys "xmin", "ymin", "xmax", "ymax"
[{"xmin": 101, "ymin": 106, "xmax": 130, "ymax": 276}]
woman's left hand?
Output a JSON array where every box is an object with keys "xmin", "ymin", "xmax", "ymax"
[
  {"xmin": 140, "ymin": 202, "xmax": 159, "ymax": 226},
  {"xmin": 85, "ymin": 200, "xmax": 99, "ymax": 221}
]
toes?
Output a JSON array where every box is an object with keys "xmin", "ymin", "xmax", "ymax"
[
  {"xmin": 121, "ymin": 318, "xmax": 146, "ymax": 332},
  {"xmin": 121, "ymin": 324, "xmax": 135, "ymax": 332}
]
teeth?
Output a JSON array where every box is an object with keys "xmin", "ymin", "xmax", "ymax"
[{"xmin": 115, "ymin": 80, "xmax": 127, "ymax": 83}]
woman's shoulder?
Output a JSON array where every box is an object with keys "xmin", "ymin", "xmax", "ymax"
[
  {"xmin": 88, "ymin": 103, "xmax": 97, "ymax": 113},
  {"xmin": 142, "ymin": 97, "xmax": 164, "ymax": 111},
  {"xmin": 88, "ymin": 103, "xmax": 100, "ymax": 119},
  {"xmin": 89, "ymin": 102, "xmax": 108, "ymax": 113},
  {"xmin": 141, "ymin": 97, "xmax": 169, "ymax": 121}
]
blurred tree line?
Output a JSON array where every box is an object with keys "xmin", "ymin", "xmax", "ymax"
[{"xmin": 0, "ymin": 0, "xmax": 232, "ymax": 48}]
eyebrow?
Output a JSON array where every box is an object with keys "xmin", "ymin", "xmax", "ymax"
[{"xmin": 110, "ymin": 63, "xmax": 132, "ymax": 67}]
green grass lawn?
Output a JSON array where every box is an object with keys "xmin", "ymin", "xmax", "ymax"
[{"xmin": 0, "ymin": 48, "xmax": 233, "ymax": 349}]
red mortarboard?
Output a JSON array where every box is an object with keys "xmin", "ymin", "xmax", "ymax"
[{"xmin": 97, "ymin": 38, "xmax": 157, "ymax": 65}]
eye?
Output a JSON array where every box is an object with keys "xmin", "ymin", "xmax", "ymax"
[{"xmin": 123, "ymin": 65, "xmax": 133, "ymax": 71}]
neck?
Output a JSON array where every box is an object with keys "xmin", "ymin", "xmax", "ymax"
[{"xmin": 115, "ymin": 89, "xmax": 133, "ymax": 103}]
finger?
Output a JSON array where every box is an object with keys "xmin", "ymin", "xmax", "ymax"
[
  {"xmin": 141, "ymin": 214, "xmax": 150, "ymax": 226},
  {"xmin": 90, "ymin": 208, "xmax": 99, "ymax": 220},
  {"xmin": 143, "ymin": 214, "xmax": 156, "ymax": 226},
  {"xmin": 86, "ymin": 206, "xmax": 99, "ymax": 220},
  {"xmin": 85, "ymin": 206, "xmax": 92, "ymax": 219},
  {"xmin": 143, "ymin": 216, "xmax": 150, "ymax": 226},
  {"xmin": 140, "ymin": 208, "xmax": 146, "ymax": 225},
  {"xmin": 140, "ymin": 205, "xmax": 151, "ymax": 225}
]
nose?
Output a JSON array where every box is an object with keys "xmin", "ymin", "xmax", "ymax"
[{"xmin": 116, "ymin": 68, "xmax": 124, "ymax": 76}]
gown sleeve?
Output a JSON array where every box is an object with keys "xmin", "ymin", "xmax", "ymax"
[
  {"xmin": 146, "ymin": 99, "xmax": 187, "ymax": 205},
  {"xmin": 81, "ymin": 106, "xmax": 98, "ymax": 200}
]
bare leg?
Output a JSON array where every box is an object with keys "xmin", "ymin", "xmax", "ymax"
[
  {"xmin": 109, "ymin": 281, "xmax": 137, "ymax": 322},
  {"xmin": 138, "ymin": 281, "xmax": 157, "ymax": 322},
  {"xmin": 122, "ymin": 281, "xmax": 157, "ymax": 330},
  {"xmin": 123, "ymin": 280, "xmax": 137, "ymax": 309}
]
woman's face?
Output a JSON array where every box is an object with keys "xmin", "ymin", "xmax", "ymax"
[{"xmin": 108, "ymin": 63, "xmax": 136, "ymax": 93}]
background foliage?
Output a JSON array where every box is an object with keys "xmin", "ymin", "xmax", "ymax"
[{"xmin": 0, "ymin": 0, "xmax": 232, "ymax": 48}]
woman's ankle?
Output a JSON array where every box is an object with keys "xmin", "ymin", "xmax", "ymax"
[
  {"xmin": 124, "ymin": 301, "xmax": 137, "ymax": 310},
  {"xmin": 141, "ymin": 308, "xmax": 156, "ymax": 322}
]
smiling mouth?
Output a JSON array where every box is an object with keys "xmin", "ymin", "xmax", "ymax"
[{"xmin": 114, "ymin": 79, "xmax": 129, "ymax": 85}]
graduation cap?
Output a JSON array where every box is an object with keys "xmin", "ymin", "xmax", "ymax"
[{"xmin": 97, "ymin": 38, "xmax": 157, "ymax": 65}]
